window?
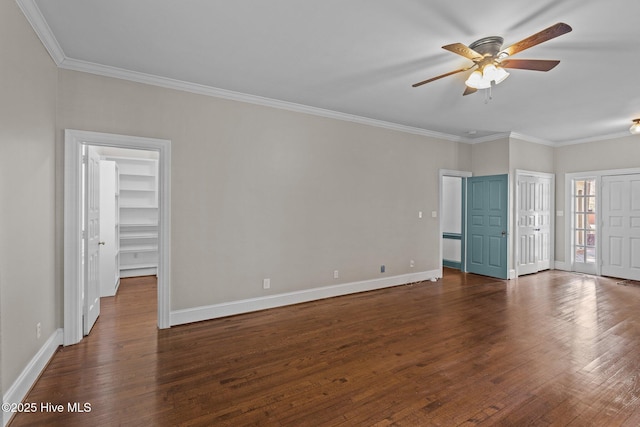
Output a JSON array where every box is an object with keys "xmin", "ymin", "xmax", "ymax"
[{"xmin": 573, "ymin": 178, "xmax": 596, "ymax": 266}]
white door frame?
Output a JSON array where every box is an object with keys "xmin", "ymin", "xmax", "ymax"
[
  {"xmin": 64, "ymin": 130, "xmax": 171, "ymax": 346},
  {"xmin": 514, "ymin": 170, "xmax": 555, "ymax": 277},
  {"xmin": 439, "ymin": 169, "xmax": 472, "ymax": 277}
]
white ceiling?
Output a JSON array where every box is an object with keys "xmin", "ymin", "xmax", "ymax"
[{"xmin": 20, "ymin": 0, "xmax": 640, "ymax": 145}]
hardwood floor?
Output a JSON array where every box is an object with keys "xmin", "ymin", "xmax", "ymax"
[{"xmin": 10, "ymin": 270, "xmax": 640, "ymax": 426}]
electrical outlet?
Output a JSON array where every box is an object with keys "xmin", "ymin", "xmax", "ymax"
[
  {"xmin": 36, "ymin": 322, "xmax": 42, "ymax": 339},
  {"xmin": 263, "ymin": 278, "xmax": 271, "ymax": 289},
  {"xmin": 334, "ymin": 270, "xmax": 339, "ymax": 279},
  {"xmin": 410, "ymin": 259, "xmax": 415, "ymax": 268},
  {"xmin": 380, "ymin": 265, "xmax": 385, "ymax": 273}
]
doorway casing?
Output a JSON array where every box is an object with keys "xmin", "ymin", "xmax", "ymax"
[{"xmin": 64, "ymin": 130, "xmax": 171, "ymax": 346}]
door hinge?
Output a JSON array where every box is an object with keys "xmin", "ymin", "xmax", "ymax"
[{"xmin": 82, "ymin": 154, "xmax": 88, "ymax": 164}]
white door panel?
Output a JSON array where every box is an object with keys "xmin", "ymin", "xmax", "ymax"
[
  {"xmin": 602, "ymin": 174, "xmax": 640, "ymax": 281},
  {"xmin": 517, "ymin": 175, "xmax": 551, "ymax": 275},
  {"xmin": 84, "ymin": 146, "xmax": 101, "ymax": 334}
]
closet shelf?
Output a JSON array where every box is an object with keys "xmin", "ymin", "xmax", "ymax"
[
  {"xmin": 120, "ymin": 234, "xmax": 158, "ymax": 240},
  {"xmin": 119, "ymin": 188, "xmax": 156, "ymax": 193},
  {"xmin": 119, "ymin": 172, "xmax": 155, "ymax": 178},
  {"xmin": 120, "ymin": 246, "xmax": 157, "ymax": 253},
  {"xmin": 120, "ymin": 263, "xmax": 158, "ymax": 271}
]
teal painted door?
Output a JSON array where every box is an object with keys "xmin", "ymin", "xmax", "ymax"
[{"xmin": 466, "ymin": 174, "xmax": 508, "ymax": 279}]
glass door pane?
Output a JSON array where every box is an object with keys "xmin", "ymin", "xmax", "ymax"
[{"xmin": 573, "ymin": 178, "xmax": 597, "ymax": 274}]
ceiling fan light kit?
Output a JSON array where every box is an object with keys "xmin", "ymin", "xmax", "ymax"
[
  {"xmin": 630, "ymin": 119, "xmax": 640, "ymax": 135},
  {"xmin": 464, "ymin": 64, "xmax": 510, "ymax": 89},
  {"xmin": 412, "ymin": 22, "xmax": 572, "ymax": 96}
]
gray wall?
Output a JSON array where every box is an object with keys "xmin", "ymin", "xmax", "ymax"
[
  {"xmin": 471, "ymin": 138, "xmax": 509, "ymax": 176},
  {"xmin": 57, "ymin": 69, "xmax": 470, "ymax": 310},
  {"xmin": 0, "ymin": 0, "xmax": 58, "ymax": 394},
  {"xmin": 509, "ymin": 138, "xmax": 554, "ymax": 174}
]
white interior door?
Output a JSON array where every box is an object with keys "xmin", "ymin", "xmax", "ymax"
[
  {"xmin": 99, "ymin": 160, "xmax": 118, "ymax": 297},
  {"xmin": 517, "ymin": 174, "xmax": 551, "ymax": 275},
  {"xmin": 84, "ymin": 146, "xmax": 101, "ymax": 334},
  {"xmin": 602, "ymin": 174, "xmax": 640, "ymax": 280}
]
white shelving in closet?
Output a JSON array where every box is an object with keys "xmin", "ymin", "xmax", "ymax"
[{"xmin": 105, "ymin": 156, "xmax": 159, "ymax": 278}]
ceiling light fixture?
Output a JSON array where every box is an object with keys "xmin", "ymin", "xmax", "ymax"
[
  {"xmin": 465, "ymin": 62, "xmax": 510, "ymax": 89},
  {"xmin": 630, "ymin": 119, "xmax": 640, "ymax": 135}
]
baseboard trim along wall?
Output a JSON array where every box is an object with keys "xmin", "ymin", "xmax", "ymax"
[
  {"xmin": 171, "ymin": 270, "xmax": 440, "ymax": 326},
  {"xmin": 553, "ymin": 261, "xmax": 569, "ymax": 271},
  {"xmin": 3, "ymin": 329, "xmax": 63, "ymax": 427}
]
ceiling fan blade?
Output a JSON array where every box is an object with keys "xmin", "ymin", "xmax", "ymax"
[
  {"xmin": 500, "ymin": 22, "xmax": 572, "ymax": 57},
  {"xmin": 500, "ymin": 59, "xmax": 560, "ymax": 71},
  {"xmin": 442, "ymin": 43, "xmax": 484, "ymax": 61},
  {"xmin": 412, "ymin": 66, "xmax": 474, "ymax": 87},
  {"xmin": 463, "ymin": 86, "xmax": 478, "ymax": 96}
]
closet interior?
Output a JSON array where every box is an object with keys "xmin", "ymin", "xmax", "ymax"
[{"xmin": 95, "ymin": 146, "xmax": 159, "ymax": 297}]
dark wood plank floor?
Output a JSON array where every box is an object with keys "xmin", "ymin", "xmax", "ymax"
[{"xmin": 9, "ymin": 270, "xmax": 640, "ymax": 426}]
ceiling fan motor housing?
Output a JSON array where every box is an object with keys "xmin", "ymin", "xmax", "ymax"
[{"xmin": 468, "ymin": 36, "xmax": 504, "ymax": 57}]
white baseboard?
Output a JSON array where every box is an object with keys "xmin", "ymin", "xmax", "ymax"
[
  {"xmin": 554, "ymin": 261, "xmax": 570, "ymax": 271},
  {"xmin": 3, "ymin": 328, "xmax": 63, "ymax": 427},
  {"xmin": 171, "ymin": 270, "xmax": 440, "ymax": 326}
]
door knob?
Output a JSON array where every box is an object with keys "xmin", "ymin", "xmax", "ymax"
[
  {"xmin": 501, "ymin": 231, "xmax": 506, "ymax": 236},
  {"xmin": 99, "ymin": 241, "xmax": 106, "ymax": 246}
]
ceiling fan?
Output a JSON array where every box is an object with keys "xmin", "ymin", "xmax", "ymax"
[{"xmin": 412, "ymin": 22, "xmax": 572, "ymax": 95}]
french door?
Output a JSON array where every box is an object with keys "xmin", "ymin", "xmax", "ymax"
[{"xmin": 572, "ymin": 178, "xmax": 597, "ymax": 274}]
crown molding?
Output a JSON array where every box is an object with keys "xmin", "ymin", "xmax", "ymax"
[
  {"xmin": 508, "ymin": 132, "xmax": 556, "ymax": 146},
  {"xmin": 15, "ymin": 0, "xmax": 65, "ymax": 65},
  {"xmin": 553, "ymin": 131, "xmax": 633, "ymax": 147},
  {"xmin": 59, "ymin": 57, "xmax": 468, "ymax": 143},
  {"xmin": 466, "ymin": 132, "xmax": 512, "ymax": 144}
]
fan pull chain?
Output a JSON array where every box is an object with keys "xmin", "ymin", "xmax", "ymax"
[{"xmin": 484, "ymin": 86, "xmax": 493, "ymax": 104}]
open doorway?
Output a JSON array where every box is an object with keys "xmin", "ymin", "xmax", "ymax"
[
  {"xmin": 440, "ymin": 170, "xmax": 510, "ymax": 280},
  {"xmin": 442, "ymin": 176, "xmax": 464, "ymax": 270},
  {"xmin": 439, "ymin": 170, "xmax": 471, "ymax": 276},
  {"xmin": 64, "ymin": 130, "xmax": 171, "ymax": 346},
  {"xmin": 80, "ymin": 145, "xmax": 160, "ymax": 335}
]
